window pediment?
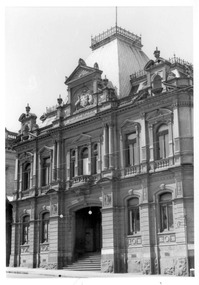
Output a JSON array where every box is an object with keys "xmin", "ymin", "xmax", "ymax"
[
  {"xmin": 39, "ymin": 146, "xmax": 53, "ymax": 158},
  {"xmin": 121, "ymin": 120, "xmax": 141, "ymax": 135},
  {"xmin": 19, "ymin": 152, "xmax": 33, "ymax": 163},
  {"xmin": 146, "ymin": 108, "xmax": 172, "ymax": 124},
  {"xmin": 71, "ymin": 133, "xmax": 92, "ymax": 146}
]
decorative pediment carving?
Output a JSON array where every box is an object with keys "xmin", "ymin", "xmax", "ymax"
[
  {"xmin": 146, "ymin": 108, "xmax": 172, "ymax": 124},
  {"xmin": 71, "ymin": 133, "xmax": 92, "ymax": 145},
  {"xmin": 38, "ymin": 146, "xmax": 53, "ymax": 158},
  {"xmin": 65, "ymin": 65, "xmax": 98, "ymax": 85},
  {"xmin": 19, "ymin": 152, "xmax": 33, "ymax": 163}
]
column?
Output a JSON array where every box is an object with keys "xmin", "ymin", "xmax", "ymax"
[
  {"xmin": 66, "ymin": 150, "xmax": 70, "ymax": 181},
  {"xmin": 38, "ymin": 154, "xmax": 41, "ymax": 188},
  {"xmin": 19, "ymin": 164, "xmax": 22, "ymax": 192},
  {"xmin": 30, "ymin": 158, "xmax": 33, "ymax": 188},
  {"xmin": 75, "ymin": 147, "xmax": 78, "ymax": 176},
  {"xmin": 120, "ymin": 132, "xmax": 124, "ymax": 170},
  {"xmin": 32, "ymin": 151, "xmax": 36, "ymax": 187},
  {"xmin": 149, "ymin": 124, "xmax": 154, "ymax": 161},
  {"xmin": 49, "ymin": 150, "xmax": 53, "ymax": 183},
  {"xmin": 52, "ymin": 142, "xmax": 57, "ymax": 181},
  {"xmin": 168, "ymin": 120, "xmax": 174, "ymax": 166},
  {"xmin": 57, "ymin": 140, "xmax": 61, "ymax": 181},
  {"xmin": 88, "ymin": 143, "xmax": 92, "ymax": 174},
  {"xmin": 168, "ymin": 120, "xmax": 174, "ymax": 157},
  {"xmin": 103, "ymin": 124, "xmax": 109, "ymax": 170},
  {"xmin": 14, "ymin": 157, "xmax": 18, "ymax": 192},
  {"xmin": 135, "ymin": 124, "xmax": 140, "ymax": 168},
  {"xmin": 97, "ymin": 141, "xmax": 101, "ymax": 173},
  {"xmin": 148, "ymin": 124, "xmax": 154, "ymax": 171},
  {"xmin": 108, "ymin": 123, "xmax": 114, "ymax": 169}
]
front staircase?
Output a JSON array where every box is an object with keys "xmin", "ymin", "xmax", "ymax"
[{"xmin": 63, "ymin": 252, "xmax": 101, "ymax": 271}]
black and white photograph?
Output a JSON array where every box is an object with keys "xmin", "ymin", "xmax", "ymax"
[{"xmin": 3, "ymin": 1, "xmax": 197, "ymax": 283}]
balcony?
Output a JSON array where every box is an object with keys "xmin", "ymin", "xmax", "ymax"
[
  {"xmin": 154, "ymin": 158, "xmax": 170, "ymax": 169},
  {"xmin": 70, "ymin": 175, "xmax": 92, "ymax": 187},
  {"xmin": 124, "ymin": 165, "xmax": 140, "ymax": 176}
]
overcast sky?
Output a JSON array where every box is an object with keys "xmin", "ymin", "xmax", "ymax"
[{"xmin": 5, "ymin": 6, "xmax": 193, "ymax": 132}]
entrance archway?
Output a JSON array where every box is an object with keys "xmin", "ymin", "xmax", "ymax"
[{"xmin": 75, "ymin": 207, "xmax": 101, "ymax": 256}]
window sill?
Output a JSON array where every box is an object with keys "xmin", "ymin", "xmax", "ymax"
[
  {"xmin": 127, "ymin": 233, "xmax": 141, "ymax": 237},
  {"xmin": 158, "ymin": 230, "xmax": 175, "ymax": 235}
]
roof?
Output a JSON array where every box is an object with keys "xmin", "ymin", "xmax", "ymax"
[{"xmin": 86, "ymin": 37, "xmax": 149, "ymax": 98}]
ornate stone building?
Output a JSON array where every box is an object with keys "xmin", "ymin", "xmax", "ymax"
[
  {"xmin": 5, "ymin": 128, "xmax": 17, "ymax": 266},
  {"xmin": 9, "ymin": 26, "xmax": 194, "ymax": 275}
]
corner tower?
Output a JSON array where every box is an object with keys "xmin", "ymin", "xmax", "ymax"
[{"xmin": 86, "ymin": 26, "xmax": 149, "ymax": 98}]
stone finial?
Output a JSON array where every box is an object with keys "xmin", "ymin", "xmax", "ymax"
[
  {"xmin": 26, "ymin": 103, "xmax": 30, "ymax": 115},
  {"xmin": 103, "ymin": 75, "xmax": 108, "ymax": 87},
  {"xmin": 57, "ymin": 94, "xmax": 63, "ymax": 106},
  {"xmin": 94, "ymin": 62, "xmax": 99, "ymax": 69},
  {"xmin": 78, "ymin": 58, "xmax": 86, "ymax": 66},
  {"xmin": 154, "ymin": 47, "xmax": 160, "ymax": 59}
]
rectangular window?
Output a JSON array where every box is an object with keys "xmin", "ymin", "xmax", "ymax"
[
  {"xmin": 158, "ymin": 131, "xmax": 169, "ymax": 159},
  {"xmin": 160, "ymin": 202, "xmax": 173, "ymax": 232},
  {"xmin": 83, "ymin": 157, "xmax": 89, "ymax": 175},
  {"xmin": 129, "ymin": 207, "xmax": 140, "ymax": 235},
  {"xmin": 126, "ymin": 133, "xmax": 137, "ymax": 166},
  {"xmin": 22, "ymin": 216, "xmax": 30, "ymax": 245},
  {"xmin": 42, "ymin": 157, "xmax": 50, "ymax": 186}
]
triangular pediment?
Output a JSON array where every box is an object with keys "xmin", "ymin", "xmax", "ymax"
[
  {"xmin": 65, "ymin": 64, "xmax": 100, "ymax": 85},
  {"xmin": 71, "ymin": 133, "xmax": 92, "ymax": 145}
]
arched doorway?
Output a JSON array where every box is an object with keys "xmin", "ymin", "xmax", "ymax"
[{"xmin": 75, "ymin": 207, "xmax": 101, "ymax": 256}]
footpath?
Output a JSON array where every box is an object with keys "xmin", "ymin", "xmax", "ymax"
[{"xmin": 6, "ymin": 267, "xmax": 146, "ymax": 278}]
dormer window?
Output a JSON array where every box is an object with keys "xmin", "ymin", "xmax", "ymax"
[{"xmin": 152, "ymin": 74, "xmax": 163, "ymax": 94}]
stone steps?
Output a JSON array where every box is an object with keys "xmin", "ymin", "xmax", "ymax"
[{"xmin": 63, "ymin": 252, "xmax": 101, "ymax": 271}]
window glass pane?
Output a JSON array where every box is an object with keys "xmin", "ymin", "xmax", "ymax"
[
  {"xmin": 158, "ymin": 135, "xmax": 164, "ymax": 159},
  {"xmin": 83, "ymin": 157, "xmax": 89, "ymax": 175},
  {"xmin": 168, "ymin": 203, "xmax": 174, "ymax": 229},
  {"xmin": 161, "ymin": 205, "xmax": 168, "ymax": 231},
  {"xmin": 165, "ymin": 133, "xmax": 169, "ymax": 157},
  {"xmin": 135, "ymin": 208, "xmax": 140, "ymax": 233}
]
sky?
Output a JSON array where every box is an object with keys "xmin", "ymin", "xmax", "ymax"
[{"xmin": 5, "ymin": 5, "xmax": 194, "ymax": 132}]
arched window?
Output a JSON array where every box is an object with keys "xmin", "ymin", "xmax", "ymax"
[
  {"xmin": 42, "ymin": 157, "xmax": 50, "ymax": 186},
  {"xmin": 70, "ymin": 150, "xmax": 76, "ymax": 178},
  {"xmin": 81, "ymin": 147, "xmax": 89, "ymax": 175},
  {"xmin": 128, "ymin": 197, "xmax": 140, "ymax": 235},
  {"xmin": 22, "ymin": 215, "xmax": 30, "ymax": 244},
  {"xmin": 126, "ymin": 132, "xmax": 138, "ymax": 166},
  {"xmin": 159, "ymin": 192, "xmax": 173, "ymax": 232},
  {"xmin": 156, "ymin": 124, "xmax": 169, "ymax": 160},
  {"xmin": 23, "ymin": 163, "xmax": 30, "ymax": 190},
  {"xmin": 41, "ymin": 212, "xmax": 50, "ymax": 243},
  {"xmin": 93, "ymin": 144, "xmax": 98, "ymax": 174}
]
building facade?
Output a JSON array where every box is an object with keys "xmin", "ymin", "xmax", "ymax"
[
  {"xmin": 9, "ymin": 26, "xmax": 194, "ymax": 275},
  {"xmin": 5, "ymin": 128, "xmax": 17, "ymax": 266}
]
